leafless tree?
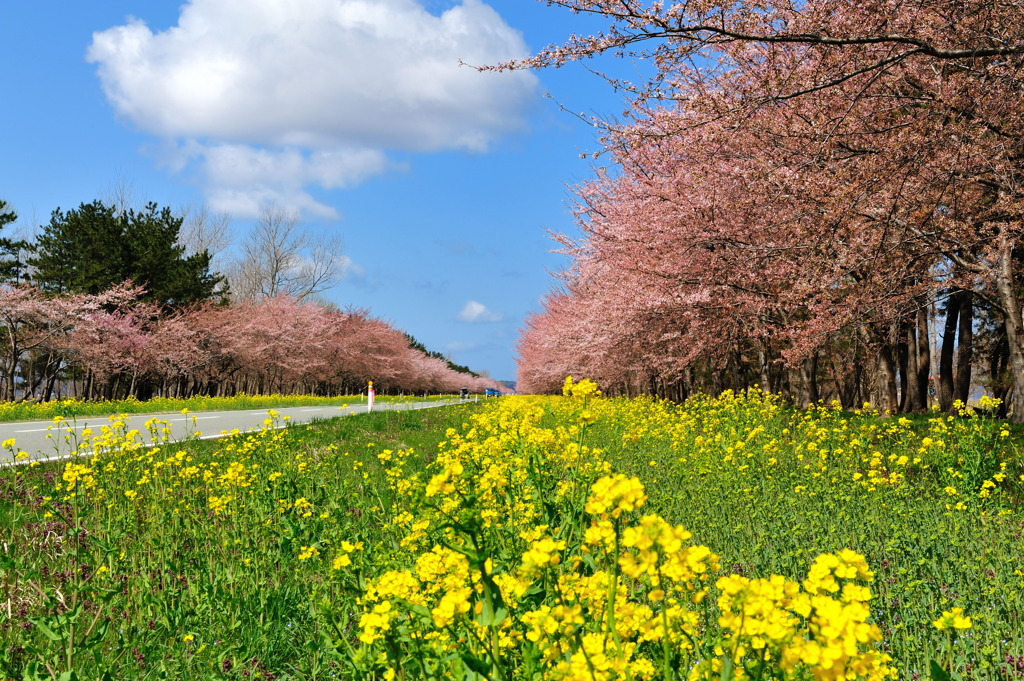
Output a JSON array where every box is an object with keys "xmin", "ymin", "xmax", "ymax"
[
  {"xmin": 228, "ymin": 204, "xmax": 346, "ymax": 302},
  {"xmin": 100, "ymin": 173, "xmax": 140, "ymax": 216},
  {"xmin": 177, "ymin": 203, "xmax": 233, "ymax": 261}
]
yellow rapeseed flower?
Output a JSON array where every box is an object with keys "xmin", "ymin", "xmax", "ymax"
[{"xmin": 933, "ymin": 607, "xmax": 972, "ymax": 630}]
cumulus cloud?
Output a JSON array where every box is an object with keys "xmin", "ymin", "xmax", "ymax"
[
  {"xmin": 458, "ymin": 300, "xmax": 502, "ymax": 323},
  {"xmin": 88, "ymin": 0, "xmax": 537, "ymax": 216}
]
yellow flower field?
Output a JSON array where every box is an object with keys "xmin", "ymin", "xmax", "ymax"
[{"xmin": 1, "ymin": 384, "xmax": 1021, "ymax": 679}]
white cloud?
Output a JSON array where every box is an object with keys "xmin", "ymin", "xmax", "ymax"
[
  {"xmin": 339, "ymin": 255, "xmax": 366, "ymax": 281},
  {"xmin": 88, "ymin": 0, "xmax": 537, "ymax": 216},
  {"xmin": 195, "ymin": 144, "xmax": 395, "ymax": 218},
  {"xmin": 458, "ymin": 300, "xmax": 502, "ymax": 323}
]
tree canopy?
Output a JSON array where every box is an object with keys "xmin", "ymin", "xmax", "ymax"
[
  {"xmin": 28, "ymin": 200, "xmax": 225, "ymax": 306},
  {"xmin": 513, "ymin": 0, "xmax": 1024, "ymax": 418}
]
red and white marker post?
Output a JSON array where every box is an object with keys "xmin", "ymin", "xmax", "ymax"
[{"xmin": 367, "ymin": 381, "xmax": 375, "ymax": 412}]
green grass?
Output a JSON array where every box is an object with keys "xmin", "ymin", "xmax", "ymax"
[
  {"xmin": 0, "ymin": 403, "xmax": 482, "ymax": 680},
  {"xmin": 581, "ymin": 394, "xmax": 1024, "ymax": 680},
  {"xmin": 3, "ymin": 393, "xmax": 1023, "ymax": 680}
]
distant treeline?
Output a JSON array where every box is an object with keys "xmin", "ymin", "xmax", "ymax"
[{"xmin": 0, "ymin": 197, "xmax": 496, "ymax": 401}]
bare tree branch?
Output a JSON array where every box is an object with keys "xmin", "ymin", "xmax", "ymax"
[{"xmin": 228, "ymin": 204, "xmax": 346, "ymax": 302}]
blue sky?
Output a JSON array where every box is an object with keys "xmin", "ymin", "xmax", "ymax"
[{"xmin": 0, "ymin": 1, "xmax": 627, "ymax": 383}]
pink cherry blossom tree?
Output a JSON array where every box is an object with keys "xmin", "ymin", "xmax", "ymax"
[{"xmin": 509, "ymin": 0, "xmax": 1023, "ymax": 413}]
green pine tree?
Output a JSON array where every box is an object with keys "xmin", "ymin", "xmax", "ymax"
[
  {"xmin": 28, "ymin": 200, "xmax": 225, "ymax": 305},
  {"xmin": 0, "ymin": 199, "xmax": 28, "ymax": 283}
]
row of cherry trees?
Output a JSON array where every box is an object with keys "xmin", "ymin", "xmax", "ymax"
[
  {"xmin": 0, "ymin": 284, "xmax": 497, "ymax": 401},
  {"xmin": 514, "ymin": 0, "xmax": 1023, "ymax": 416}
]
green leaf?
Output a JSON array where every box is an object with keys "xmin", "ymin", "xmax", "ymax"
[
  {"xmin": 28, "ymin": 617, "xmax": 65, "ymax": 642},
  {"xmin": 460, "ymin": 654, "xmax": 491, "ymax": 678},
  {"xmin": 22, "ymin": 662, "xmax": 46, "ymax": 681},
  {"xmin": 83, "ymin": 618, "xmax": 110, "ymax": 649},
  {"xmin": 721, "ymin": 652, "xmax": 735, "ymax": 681},
  {"xmin": 930, "ymin": 659, "xmax": 952, "ymax": 681},
  {"xmin": 476, "ymin": 600, "xmax": 508, "ymax": 628}
]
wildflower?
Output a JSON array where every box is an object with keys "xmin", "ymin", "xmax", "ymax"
[
  {"xmin": 359, "ymin": 601, "xmax": 395, "ymax": 644},
  {"xmin": 562, "ymin": 376, "xmax": 602, "ymax": 399},
  {"xmin": 293, "ymin": 497, "xmax": 313, "ymax": 517},
  {"xmin": 586, "ymin": 474, "xmax": 647, "ymax": 518},
  {"xmin": 425, "ymin": 460, "xmax": 463, "ymax": 497},
  {"xmin": 333, "ymin": 540, "xmax": 363, "ymax": 570},
  {"xmin": 977, "ymin": 395, "xmax": 1001, "ymax": 410},
  {"xmin": 933, "ymin": 608, "xmax": 972, "ymax": 630},
  {"xmin": 584, "ymin": 519, "xmax": 616, "ymax": 549},
  {"xmin": 521, "ymin": 537, "xmax": 566, "ymax": 575}
]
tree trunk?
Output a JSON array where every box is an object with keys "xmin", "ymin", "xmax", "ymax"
[
  {"xmin": 42, "ymin": 370, "xmax": 58, "ymax": 403},
  {"xmin": 877, "ymin": 342, "xmax": 899, "ymax": 413},
  {"xmin": 3, "ymin": 341, "xmax": 17, "ymax": 402},
  {"xmin": 24, "ymin": 352, "xmax": 36, "ymax": 401},
  {"xmin": 830, "ymin": 359, "xmax": 846, "ymax": 408},
  {"xmin": 730, "ymin": 352, "xmax": 741, "ymax": 392},
  {"xmin": 905, "ymin": 318, "xmax": 920, "ymax": 411},
  {"xmin": 897, "ymin": 323, "xmax": 910, "ymax": 412},
  {"xmin": 939, "ymin": 292, "xmax": 960, "ymax": 413},
  {"xmin": 993, "ymin": 235, "xmax": 1024, "ymax": 423},
  {"xmin": 916, "ymin": 305, "xmax": 931, "ymax": 411},
  {"xmin": 801, "ymin": 352, "xmax": 819, "ymax": 405},
  {"xmin": 989, "ymin": 323, "xmax": 1010, "ymax": 412},
  {"xmin": 757, "ymin": 339, "xmax": 771, "ymax": 390},
  {"xmin": 954, "ymin": 290, "xmax": 973, "ymax": 405}
]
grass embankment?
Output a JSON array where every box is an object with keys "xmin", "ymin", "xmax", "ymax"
[
  {"xmin": 1, "ymin": 388, "xmax": 1021, "ymax": 680},
  {"xmin": 0, "ymin": 404, "xmax": 474, "ymax": 679},
  {"xmin": 0, "ymin": 392, "xmax": 458, "ymax": 423}
]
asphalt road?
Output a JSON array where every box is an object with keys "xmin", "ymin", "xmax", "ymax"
[{"xmin": 0, "ymin": 399, "xmax": 463, "ymax": 465}]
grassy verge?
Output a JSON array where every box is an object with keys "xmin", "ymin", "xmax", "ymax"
[{"xmin": 0, "ymin": 403, "xmax": 481, "ymax": 679}]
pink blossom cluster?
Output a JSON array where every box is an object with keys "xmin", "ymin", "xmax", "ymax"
[{"xmin": 0, "ymin": 284, "xmax": 497, "ymax": 401}]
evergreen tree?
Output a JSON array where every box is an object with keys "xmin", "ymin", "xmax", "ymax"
[
  {"xmin": 28, "ymin": 200, "xmax": 225, "ymax": 305},
  {"xmin": 0, "ymin": 199, "xmax": 28, "ymax": 283}
]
